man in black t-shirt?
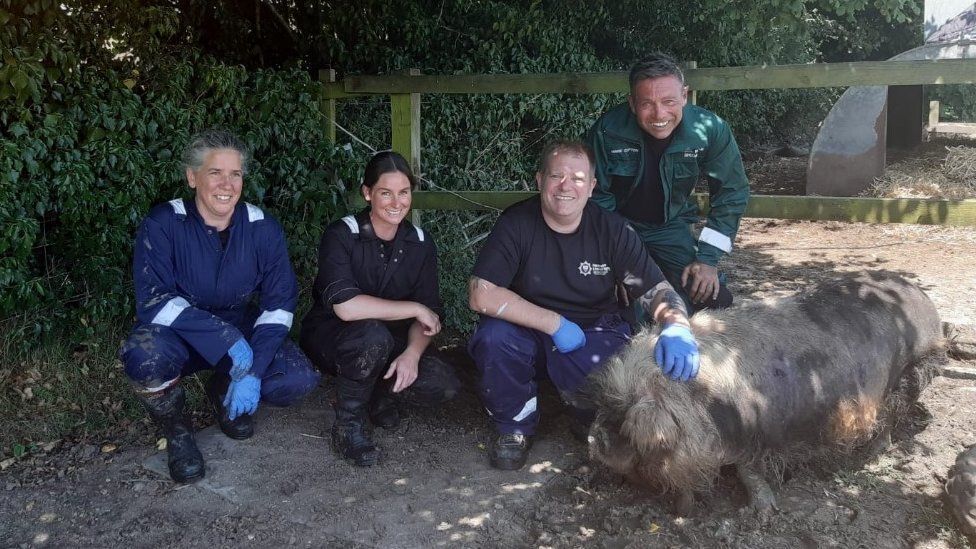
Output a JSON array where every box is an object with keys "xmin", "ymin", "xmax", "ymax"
[{"xmin": 468, "ymin": 140, "xmax": 700, "ymax": 471}]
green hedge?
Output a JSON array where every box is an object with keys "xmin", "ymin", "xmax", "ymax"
[{"xmin": 0, "ymin": 4, "xmax": 352, "ymax": 345}]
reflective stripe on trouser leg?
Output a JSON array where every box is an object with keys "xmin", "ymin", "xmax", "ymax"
[
  {"xmin": 120, "ymin": 324, "xmax": 194, "ymax": 392},
  {"xmin": 468, "ymin": 316, "xmax": 545, "ymax": 435}
]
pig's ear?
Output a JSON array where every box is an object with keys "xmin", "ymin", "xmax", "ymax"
[{"xmin": 621, "ymin": 397, "xmax": 679, "ymax": 455}]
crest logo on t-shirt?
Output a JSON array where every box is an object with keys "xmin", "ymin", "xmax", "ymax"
[{"xmin": 578, "ymin": 261, "xmax": 610, "ymax": 276}]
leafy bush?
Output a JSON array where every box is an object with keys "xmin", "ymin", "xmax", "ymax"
[{"xmin": 0, "ymin": 2, "xmax": 350, "ymax": 346}]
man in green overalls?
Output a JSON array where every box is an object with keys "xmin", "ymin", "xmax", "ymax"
[{"xmin": 585, "ymin": 52, "xmax": 749, "ymax": 314}]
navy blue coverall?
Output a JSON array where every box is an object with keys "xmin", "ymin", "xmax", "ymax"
[{"xmin": 120, "ymin": 198, "xmax": 320, "ymax": 404}]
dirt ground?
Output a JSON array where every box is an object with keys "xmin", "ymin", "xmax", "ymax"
[{"xmin": 2, "ymin": 152, "xmax": 976, "ymax": 548}]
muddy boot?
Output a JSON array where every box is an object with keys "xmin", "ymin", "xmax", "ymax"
[
  {"xmin": 206, "ymin": 372, "xmax": 254, "ymax": 440},
  {"xmin": 332, "ymin": 377, "xmax": 381, "ymax": 466},
  {"xmin": 138, "ymin": 385, "xmax": 205, "ymax": 483},
  {"xmin": 369, "ymin": 382, "xmax": 400, "ymax": 430},
  {"xmin": 489, "ymin": 432, "xmax": 534, "ymax": 471}
]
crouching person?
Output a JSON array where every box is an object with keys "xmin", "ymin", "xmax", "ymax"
[
  {"xmin": 120, "ymin": 129, "xmax": 321, "ymax": 483},
  {"xmin": 300, "ymin": 151, "xmax": 460, "ymax": 467},
  {"xmin": 467, "ymin": 140, "xmax": 699, "ymax": 471}
]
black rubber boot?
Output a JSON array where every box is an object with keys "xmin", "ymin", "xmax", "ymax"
[
  {"xmin": 206, "ymin": 372, "xmax": 254, "ymax": 440},
  {"xmin": 332, "ymin": 377, "xmax": 381, "ymax": 466},
  {"xmin": 369, "ymin": 381, "xmax": 400, "ymax": 430},
  {"xmin": 138, "ymin": 385, "xmax": 205, "ymax": 483}
]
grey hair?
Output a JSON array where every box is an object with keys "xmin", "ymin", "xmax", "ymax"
[
  {"xmin": 629, "ymin": 52, "xmax": 685, "ymax": 90},
  {"xmin": 181, "ymin": 129, "xmax": 249, "ymax": 174}
]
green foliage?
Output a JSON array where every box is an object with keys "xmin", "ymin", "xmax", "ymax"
[
  {"xmin": 0, "ymin": 1, "xmax": 349, "ymax": 346},
  {"xmin": 0, "ymin": 0, "xmax": 924, "ymax": 452},
  {"xmin": 0, "ymin": 0, "xmax": 924, "ymax": 340},
  {"xmin": 929, "ymin": 85, "xmax": 976, "ymax": 122}
]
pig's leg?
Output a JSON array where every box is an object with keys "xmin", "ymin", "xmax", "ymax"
[{"xmin": 736, "ymin": 463, "xmax": 777, "ymax": 514}]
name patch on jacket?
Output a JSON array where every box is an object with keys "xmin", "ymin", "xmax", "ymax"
[
  {"xmin": 610, "ymin": 148, "xmax": 640, "ymax": 154},
  {"xmin": 683, "ymin": 148, "xmax": 703, "ymax": 158}
]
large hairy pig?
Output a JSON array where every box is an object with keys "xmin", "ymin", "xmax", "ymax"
[{"xmin": 588, "ymin": 273, "xmax": 945, "ymax": 514}]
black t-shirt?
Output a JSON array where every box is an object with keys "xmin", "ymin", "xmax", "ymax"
[
  {"xmin": 303, "ymin": 210, "xmax": 441, "ymax": 330},
  {"xmin": 473, "ymin": 196, "xmax": 666, "ymax": 326},
  {"xmin": 618, "ymin": 132, "xmax": 673, "ymax": 225}
]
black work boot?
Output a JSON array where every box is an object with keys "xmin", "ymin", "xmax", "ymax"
[
  {"xmin": 206, "ymin": 372, "xmax": 254, "ymax": 440},
  {"xmin": 332, "ymin": 377, "xmax": 381, "ymax": 466},
  {"xmin": 137, "ymin": 385, "xmax": 205, "ymax": 483},
  {"xmin": 369, "ymin": 383, "xmax": 400, "ymax": 430},
  {"xmin": 489, "ymin": 433, "xmax": 534, "ymax": 471}
]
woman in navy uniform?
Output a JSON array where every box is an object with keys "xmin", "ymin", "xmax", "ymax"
[
  {"xmin": 301, "ymin": 151, "xmax": 459, "ymax": 466},
  {"xmin": 120, "ymin": 129, "xmax": 320, "ymax": 483}
]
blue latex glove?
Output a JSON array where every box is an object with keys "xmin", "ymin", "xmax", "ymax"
[
  {"xmin": 227, "ymin": 338, "xmax": 253, "ymax": 381},
  {"xmin": 552, "ymin": 316, "xmax": 586, "ymax": 354},
  {"xmin": 654, "ymin": 324, "xmax": 700, "ymax": 381},
  {"xmin": 223, "ymin": 375, "xmax": 261, "ymax": 420}
]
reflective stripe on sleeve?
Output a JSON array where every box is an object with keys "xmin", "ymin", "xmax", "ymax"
[
  {"xmin": 699, "ymin": 227, "xmax": 732, "ymax": 253},
  {"xmin": 151, "ymin": 296, "xmax": 191, "ymax": 327},
  {"xmin": 512, "ymin": 396, "xmax": 537, "ymax": 422},
  {"xmin": 254, "ymin": 309, "xmax": 294, "ymax": 329}
]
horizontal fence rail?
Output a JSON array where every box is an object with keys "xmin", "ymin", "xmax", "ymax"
[
  {"xmin": 395, "ymin": 192, "xmax": 976, "ymax": 227},
  {"xmin": 323, "ymin": 58, "xmax": 976, "ymax": 98},
  {"xmin": 323, "ymin": 59, "xmax": 976, "ymax": 227}
]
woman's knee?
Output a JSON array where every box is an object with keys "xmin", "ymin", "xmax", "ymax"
[
  {"xmin": 261, "ymin": 369, "xmax": 321, "ymax": 406},
  {"xmin": 119, "ymin": 325, "xmax": 187, "ymax": 390},
  {"xmin": 334, "ymin": 320, "xmax": 395, "ymax": 380},
  {"xmin": 402, "ymin": 356, "xmax": 461, "ymax": 406},
  {"xmin": 261, "ymin": 343, "xmax": 322, "ymax": 406}
]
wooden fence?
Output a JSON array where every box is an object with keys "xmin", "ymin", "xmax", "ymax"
[{"xmin": 320, "ymin": 59, "xmax": 976, "ymax": 227}]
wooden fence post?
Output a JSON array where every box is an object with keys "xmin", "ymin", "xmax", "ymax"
[
  {"xmin": 686, "ymin": 61, "xmax": 697, "ymax": 105},
  {"xmin": 318, "ymin": 69, "xmax": 337, "ymax": 144},
  {"xmin": 391, "ymin": 68, "xmax": 423, "ymax": 224},
  {"xmin": 928, "ymin": 100, "xmax": 940, "ymax": 130}
]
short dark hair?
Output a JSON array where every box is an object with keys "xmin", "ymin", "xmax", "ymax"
[
  {"xmin": 537, "ymin": 140, "xmax": 595, "ymax": 176},
  {"xmin": 362, "ymin": 150, "xmax": 417, "ymax": 190},
  {"xmin": 182, "ymin": 129, "xmax": 249, "ymax": 174},
  {"xmin": 629, "ymin": 52, "xmax": 684, "ymax": 90}
]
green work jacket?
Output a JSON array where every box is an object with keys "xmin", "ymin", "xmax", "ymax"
[{"xmin": 585, "ymin": 103, "xmax": 750, "ymax": 266}]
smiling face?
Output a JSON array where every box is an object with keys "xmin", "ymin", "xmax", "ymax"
[
  {"xmin": 186, "ymin": 148, "xmax": 244, "ymax": 230},
  {"xmin": 536, "ymin": 149, "xmax": 596, "ymax": 232},
  {"xmin": 363, "ymin": 171, "xmax": 412, "ymax": 239},
  {"xmin": 628, "ymin": 75, "xmax": 688, "ymax": 140}
]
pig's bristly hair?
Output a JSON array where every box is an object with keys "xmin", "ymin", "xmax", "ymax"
[
  {"xmin": 593, "ymin": 328, "xmax": 724, "ymax": 493},
  {"xmin": 589, "ymin": 273, "xmax": 946, "ymax": 501}
]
